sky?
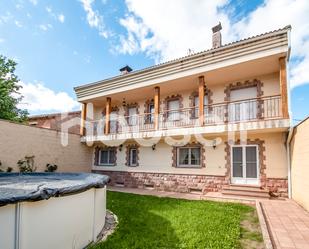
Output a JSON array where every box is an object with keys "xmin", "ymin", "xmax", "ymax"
[{"xmin": 0, "ymin": 0, "xmax": 309, "ymax": 123}]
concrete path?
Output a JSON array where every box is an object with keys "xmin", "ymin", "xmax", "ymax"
[
  {"xmin": 108, "ymin": 186, "xmax": 309, "ymax": 249},
  {"xmin": 261, "ymin": 200, "xmax": 309, "ymax": 249}
]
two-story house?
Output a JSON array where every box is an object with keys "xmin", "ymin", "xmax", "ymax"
[{"xmin": 74, "ymin": 25, "xmax": 291, "ymax": 197}]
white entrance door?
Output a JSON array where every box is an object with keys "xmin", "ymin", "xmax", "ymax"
[
  {"xmin": 229, "ymin": 87, "xmax": 258, "ymax": 122},
  {"xmin": 231, "ymin": 145, "xmax": 259, "ymax": 185}
]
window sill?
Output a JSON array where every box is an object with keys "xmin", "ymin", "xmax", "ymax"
[{"xmin": 176, "ymin": 165, "xmax": 202, "ymax": 169}]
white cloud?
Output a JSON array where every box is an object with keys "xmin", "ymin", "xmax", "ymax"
[
  {"xmin": 80, "ymin": 0, "xmax": 110, "ymax": 38},
  {"xmin": 14, "ymin": 20, "xmax": 23, "ymax": 28},
  {"xmin": 45, "ymin": 6, "xmax": 65, "ymax": 24},
  {"xmin": 0, "ymin": 38, "xmax": 4, "ymax": 43},
  {"xmin": 29, "ymin": 0, "xmax": 38, "ymax": 6},
  {"xmin": 39, "ymin": 23, "xmax": 52, "ymax": 31},
  {"xmin": 46, "ymin": 6, "xmax": 52, "ymax": 13},
  {"xmin": 18, "ymin": 82, "xmax": 79, "ymax": 113},
  {"xmin": 58, "ymin": 14, "xmax": 65, "ymax": 23},
  {"xmin": 118, "ymin": 0, "xmax": 309, "ymax": 88}
]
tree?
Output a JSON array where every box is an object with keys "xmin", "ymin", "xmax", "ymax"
[{"xmin": 0, "ymin": 55, "xmax": 28, "ymax": 122}]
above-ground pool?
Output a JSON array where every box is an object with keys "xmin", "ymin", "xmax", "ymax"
[{"xmin": 0, "ymin": 173, "xmax": 109, "ymax": 249}]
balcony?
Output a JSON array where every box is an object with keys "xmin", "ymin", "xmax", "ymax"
[{"xmin": 83, "ymin": 95, "xmax": 288, "ymax": 141}]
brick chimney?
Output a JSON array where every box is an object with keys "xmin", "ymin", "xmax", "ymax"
[
  {"xmin": 212, "ymin": 22, "xmax": 222, "ymax": 48},
  {"xmin": 120, "ymin": 65, "xmax": 133, "ymax": 75}
]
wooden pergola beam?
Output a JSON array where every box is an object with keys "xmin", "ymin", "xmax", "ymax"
[
  {"xmin": 279, "ymin": 57, "xmax": 289, "ymax": 119},
  {"xmin": 198, "ymin": 76, "xmax": 205, "ymax": 126},
  {"xmin": 105, "ymin": 97, "xmax": 111, "ymax": 135},
  {"xmin": 154, "ymin": 86, "xmax": 160, "ymax": 130},
  {"xmin": 80, "ymin": 103, "xmax": 87, "ymax": 136}
]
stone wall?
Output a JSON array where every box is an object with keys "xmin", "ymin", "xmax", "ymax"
[{"xmin": 93, "ymin": 170, "xmax": 229, "ymax": 193}]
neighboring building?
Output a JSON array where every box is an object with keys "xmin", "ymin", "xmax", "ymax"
[
  {"xmin": 28, "ymin": 111, "xmax": 81, "ymax": 135},
  {"xmin": 74, "ymin": 25, "xmax": 291, "ymax": 197}
]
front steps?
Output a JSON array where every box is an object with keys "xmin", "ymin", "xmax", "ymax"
[{"xmin": 222, "ymin": 185, "xmax": 270, "ymax": 199}]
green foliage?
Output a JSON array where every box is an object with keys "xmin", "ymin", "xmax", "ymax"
[
  {"xmin": 0, "ymin": 55, "xmax": 28, "ymax": 122},
  {"xmin": 90, "ymin": 191, "xmax": 258, "ymax": 249},
  {"xmin": 17, "ymin": 155, "xmax": 36, "ymax": 172},
  {"xmin": 0, "ymin": 160, "xmax": 13, "ymax": 172},
  {"xmin": 45, "ymin": 163, "xmax": 58, "ymax": 172}
]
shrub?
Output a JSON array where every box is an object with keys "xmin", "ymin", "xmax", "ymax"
[
  {"xmin": 45, "ymin": 163, "xmax": 58, "ymax": 172},
  {"xmin": 17, "ymin": 155, "xmax": 36, "ymax": 172}
]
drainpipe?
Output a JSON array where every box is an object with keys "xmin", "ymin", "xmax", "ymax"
[{"xmin": 286, "ymin": 126, "xmax": 294, "ymax": 199}]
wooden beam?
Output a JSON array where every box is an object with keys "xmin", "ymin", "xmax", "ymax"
[
  {"xmin": 198, "ymin": 76, "xmax": 205, "ymax": 126},
  {"xmin": 154, "ymin": 86, "xmax": 160, "ymax": 130},
  {"xmin": 279, "ymin": 57, "xmax": 289, "ymax": 119},
  {"xmin": 105, "ymin": 97, "xmax": 111, "ymax": 135},
  {"xmin": 80, "ymin": 103, "xmax": 87, "ymax": 136}
]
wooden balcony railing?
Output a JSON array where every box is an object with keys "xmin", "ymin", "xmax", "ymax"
[{"xmin": 88, "ymin": 95, "xmax": 282, "ymax": 136}]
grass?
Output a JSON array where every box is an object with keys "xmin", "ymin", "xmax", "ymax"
[{"xmin": 91, "ymin": 191, "xmax": 264, "ymax": 249}]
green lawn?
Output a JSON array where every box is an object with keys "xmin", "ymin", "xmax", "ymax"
[{"xmin": 91, "ymin": 191, "xmax": 263, "ymax": 249}]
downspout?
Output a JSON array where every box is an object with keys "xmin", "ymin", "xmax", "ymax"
[{"xmin": 286, "ymin": 126, "xmax": 294, "ymax": 199}]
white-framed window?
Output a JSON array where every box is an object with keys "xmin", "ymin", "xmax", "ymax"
[
  {"xmin": 177, "ymin": 147, "xmax": 201, "ymax": 168},
  {"xmin": 129, "ymin": 148, "xmax": 138, "ymax": 166},
  {"xmin": 167, "ymin": 99, "xmax": 180, "ymax": 121},
  {"xmin": 193, "ymin": 95, "xmax": 209, "ymax": 118},
  {"xmin": 128, "ymin": 106, "xmax": 137, "ymax": 126},
  {"xmin": 145, "ymin": 102, "xmax": 155, "ymax": 123},
  {"xmin": 99, "ymin": 148, "xmax": 116, "ymax": 166}
]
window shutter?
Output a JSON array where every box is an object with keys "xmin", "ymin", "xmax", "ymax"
[{"xmin": 94, "ymin": 147, "xmax": 100, "ymax": 166}]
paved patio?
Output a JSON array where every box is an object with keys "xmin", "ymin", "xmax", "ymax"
[
  {"xmin": 108, "ymin": 186, "xmax": 309, "ymax": 249},
  {"xmin": 261, "ymin": 200, "xmax": 309, "ymax": 249}
]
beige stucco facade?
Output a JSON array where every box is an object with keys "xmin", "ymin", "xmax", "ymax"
[
  {"xmin": 290, "ymin": 118, "xmax": 309, "ymax": 211},
  {"xmin": 92, "ymin": 72, "xmax": 281, "ymax": 120},
  {"xmin": 93, "ymin": 131, "xmax": 288, "ymax": 180},
  {"xmin": 0, "ymin": 120, "xmax": 92, "ymax": 172}
]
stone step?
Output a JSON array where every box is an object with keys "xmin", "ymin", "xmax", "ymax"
[
  {"xmin": 222, "ymin": 186, "xmax": 269, "ymax": 193},
  {"xmin": 222, "ymin": 190, "xmax": 270, "ymax": 199},
  {"xmin": 229, "ymin": 184, "xmax": 262, "ymax": 189}
]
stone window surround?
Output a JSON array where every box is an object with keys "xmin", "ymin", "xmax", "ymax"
[
  {"xmin": 125, "ymin": 103, "xmax": 139, "ymax": 116},
  {"xmin": 224, "ymin": 139, "xmax": 266, "ymax": 187},
  {"xmin": 125, "ymin": 143, "xmax": 140, "ymax": 167},
  {"xmin": 163, "ymin": 94, "xmax": 183, "ymax": 121},
  {"xmin": 224, "ymin": 79, "xmax": 264, "ymax": 120},
  {"xmin": 94, "ymin": 146, "xmax": 117, "ymax": 166},
  {"xmin": 172, "ymin": 142, "xmax": 206, "ymax": 168}
]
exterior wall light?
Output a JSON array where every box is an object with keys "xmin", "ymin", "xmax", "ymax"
[
  {"xmin": 152, "ymin": 144, "xmax": 156, "ymax": 151},
  {"xmin": 212, "ymin": 140, "xmax": 217, "ymax": 149}
]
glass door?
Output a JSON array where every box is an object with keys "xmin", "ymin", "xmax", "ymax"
[{"xmin": 231, "ymin": 145, "xmax": 259, "ymax": 185}]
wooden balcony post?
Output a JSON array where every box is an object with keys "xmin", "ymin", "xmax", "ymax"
[
  {"xmin": 198, "ymin": 76, "xmax": 205, "ymax": 126},
  {"xmin": 105, "ymin": 97, "xmax": 111, "ymax": 135},
  {"xmin": 154, "ymin": 86, "xmax": 160, "ymax": 130},
  {"xmin": 279, "ymin": 57, "xmax": 289, "ymax": 119},
  {"xmin": 80, "ymin": 103, "xmax": 87, "ymax": 136}
]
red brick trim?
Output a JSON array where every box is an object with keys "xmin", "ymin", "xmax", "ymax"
[
  {"xmin": 163, "ymin": 94, "xmax": 183, "ymax": 110},
  {"xmin": 125, "ymin": 143, "xmax": 140, "ymax": 167},
  {"xmin": 224, "ymin": 79, "xmax": 264, "ymax": 121},
  {"xmin": 125, "ymin": 103, "xmax": 139, "ymax": 116},
  {"xmin": 93, "ymin": 146, "xmax": 117, "ymax": 166},
  {"xmin": 163, "ymin": 94, "xmax": 183, "ymax": 122},
  {"xmin": 224, "ymin": 139, "xmax": 266, "ymax": 186},
  {"xmin": 172, "ymin": 142, "xmax": 205, "ymax": 168}
]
